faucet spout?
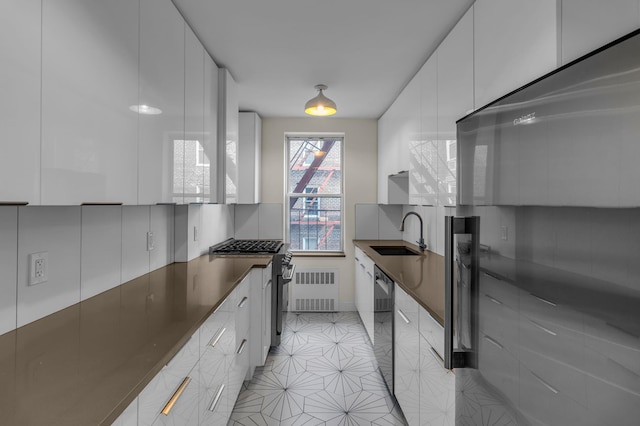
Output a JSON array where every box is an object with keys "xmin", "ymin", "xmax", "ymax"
[{"xmin": 400, "ymin": 211, "xmax": 427, "ymax": 251}]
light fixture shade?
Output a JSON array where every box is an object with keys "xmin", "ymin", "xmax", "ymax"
[{"xmin": 305, "ymin": 84, "xmax": 337, "ymax": 116}]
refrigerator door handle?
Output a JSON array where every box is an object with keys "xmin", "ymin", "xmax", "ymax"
[{"xmin": 444, "ymin": 216, "xmax": 479, "ymax": 370}]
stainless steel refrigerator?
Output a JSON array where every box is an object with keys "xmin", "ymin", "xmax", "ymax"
[{"xmin": 449, "ymin": 28, "xmax": 640, "ymax": 425}]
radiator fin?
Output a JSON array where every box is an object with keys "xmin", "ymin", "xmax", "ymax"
[{"xmin": 291, "ymin": 268, "xmax": 339, "ymax": 312}]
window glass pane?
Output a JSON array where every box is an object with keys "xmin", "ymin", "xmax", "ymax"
[
  {"xmin": 288, "ymin": 138, "xmax": 341, "ymax": 195},
  {"xmin": 289, "ymin": 196, "xmax": 341, "ymax": 251}
]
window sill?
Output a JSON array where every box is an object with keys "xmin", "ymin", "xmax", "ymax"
[{"xmin": 291, "ymin": 251, "xmax": 346, "ymax": 258}]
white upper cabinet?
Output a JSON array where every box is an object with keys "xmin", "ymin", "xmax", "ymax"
[
  {"xmin": 41, "ymin": 0, "xmax": 139, "ymax": 205},
  {"xmin": 203, "ymin": 55, "xmax": 218, "ymax": 204},
  {"xmin": 0, "ymin": 0, "xmax": 41, "ymax": 204},
  {"xmin": 379, "ymin": 72, "xmax": 419, "ymax": 204},
  {"xmin": 219, "ymin": 69, "xmax": 239, "ymax": 204},
  {"xmin": 237, "ymin": 112, "xmax": 262, "ymax": 204},
  {"xmin": 561, "ymin": 0, "xmax": 640, "ymax": 65},
  {"xmin": 417, "ymin": 56, "xmax": 438, "ymax": 207},
  {"xmin": 183, "ymin": 26, "xmax": 206, "ymax": 204},
  {"xmin": 138, "ymin": 0, "xmax": 185, "ymax": 205},
  {"xmin": 473, "ymin": 0, "xmax": 558, "ymax": 109},
  {"xmin": 436, "ymin": 7, "xmax": 473, "ymax": 207}
]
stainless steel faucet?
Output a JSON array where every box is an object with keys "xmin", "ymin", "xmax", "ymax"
[{"xmin": 400, "ymin": 211, "xmax": 427, "ymax": 251}]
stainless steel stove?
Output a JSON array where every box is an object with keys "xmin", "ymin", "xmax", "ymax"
[{"xmin": 209, "ymin": 238, "xmax": 294, "ymax": 347}]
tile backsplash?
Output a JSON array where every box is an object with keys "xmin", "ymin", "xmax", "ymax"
[{"xmin": 0, "ymin": 203, "xmax": 245, "ymax": 335}]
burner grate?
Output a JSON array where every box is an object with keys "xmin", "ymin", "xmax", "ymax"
[{"xmin": 209, "ymin": 239, "xmax": 283, "ymax": 254}]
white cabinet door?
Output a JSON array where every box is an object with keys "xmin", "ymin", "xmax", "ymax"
[
  {"xmin": 198, "ymin": 304, "xmax": 233, "ymax": 425},
  {"xmin": 419, "ymin": 333, "xmax": 455, "ymax": 426},
  {"xmin": 354, "ymin": 247, "xmax": 375, "ymax": 343},
  {"xmin": 474, "ymin": 0, "xmax": 557, "ymax": 109},
  {"xmin": 0, "ymin": 0, "xmax": 41, "ymax": 204},
  {"xmin": 561, "ymin": 0, "xmax": 640, "ymax": 65},
  {"xmin": 237, "ymin": 112, "xmax": 262, "ymax": 204},
  {"xmin": 417, "ymin": 56, "xmax": 438, "ymax": 207},
  {"xmin": 262, "ymin": 264, "xmax": 273, "ymax": 362},
  {"xmin": 219, "ymin": 69, "xmax": 239, "ymax": 204},
  {"xmin": 138, "ymin": 0, "xmax": 185, "ymax": 205},
  {"xmin": 203, "ymin": 54, "xmax": 218, "ymax": 204},
  {"xmin": 436, "ymin": 7, "xmax": 473, "ymax": 207},
  {"xmin": 182, "ymin": 25, "xmax": 205, "ymax": 204},
  {"xmin": 394, "ymin": 286, "xmax": 420, "ymax": 425},
  {"xmin": 138, "ymin": 334, "xmax": 200, "ymax": 426},
  {"xmin": 41, "ymin": 0, "xmax": 139, "ymax": 205},
  {"xmin": 378, "ymin": 84, "xmax": 415, "ymax": 204}
]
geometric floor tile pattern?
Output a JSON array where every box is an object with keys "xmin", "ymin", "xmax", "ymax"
[{"xmin": 229, "ymin": 312, "xmax": 408, "ymax": 426}]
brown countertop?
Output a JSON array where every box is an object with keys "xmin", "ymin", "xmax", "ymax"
[
  {"xmin": 0, "ymin": 254, "xmax": 272, "ymax": 426},
  {"xmin": 354, "ymin": 240, "xmax": 445, "ymax": 326}
]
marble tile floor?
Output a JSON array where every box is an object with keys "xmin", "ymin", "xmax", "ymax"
[{"xmin": 229, "ymin": 311, "xmax": 408, "ymax": 426}]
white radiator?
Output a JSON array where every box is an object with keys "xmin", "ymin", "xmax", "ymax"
[{"xmin": 290, "ymin": 267, "xmax": 339, "ymax": 312}]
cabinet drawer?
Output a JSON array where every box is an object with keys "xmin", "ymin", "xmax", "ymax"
[
  {"xmin": 419, "ymin": 334, "xmax": 454, "ymax": 425},
  {"xmin": 519, "ymin": 364, "xmax": 593, "ymax": 426},
  {"xmin": 478, "ymin": 291, "xmax": 519, "ymax": 358},
  {"xmin": 199, "ymin": 304, "xmax": 231, "ymax": 358},
  {"xmin": 419, "ymin": 306, "xmax": 445, "ymax": 360},
  {"xmin": 138, "ymin": 334, "xmax": 200, "ymax": 426},
  {"xmin": 479, "ymin": 271, "xmax": 518, "ymax": 309},
  {"xmin": 395, "ymin": 286, "xmax": 419, "ymax": 331},
  {"xmin": 477, "ymin": 332, "xmax": 519, "ymax": 409}
]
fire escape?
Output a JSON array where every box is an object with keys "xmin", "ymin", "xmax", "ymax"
[{"xmin": 290, "ymin": 139, "xmax": 339, "ymax": 249}]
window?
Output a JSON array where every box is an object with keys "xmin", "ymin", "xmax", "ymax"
[{"xmin": 286, "ymin": 136, "xmax": 343, "ymax": 252}]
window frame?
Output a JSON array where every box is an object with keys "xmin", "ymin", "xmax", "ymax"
[{"xmin": 285, "ymin": 134, "xmax": 345, "ymax": 254}]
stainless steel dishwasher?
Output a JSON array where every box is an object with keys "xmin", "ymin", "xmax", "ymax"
[{"xmin": 373, "ymin": 266, "xmax": 394, "ymax": 395}]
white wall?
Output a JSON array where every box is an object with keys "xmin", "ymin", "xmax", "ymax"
[
  {"xmin": 262, "ymin": 118, "xmax": 378, "ymax": 309},
  {"xmin": 0, "ymin": 203, "xmax": 235, "ymax": 335}
]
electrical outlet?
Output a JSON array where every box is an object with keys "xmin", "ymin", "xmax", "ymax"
[
  {"xmin": 147, "ymin": 231, "xmax": 155, "ymax": 251},
  {"xmin": 29, "ymin": 252, "xmax": 48, "ymax": 285},
  {"xmin": 500, "ymin": 226, "xmax": 508, "ymax": 241}
]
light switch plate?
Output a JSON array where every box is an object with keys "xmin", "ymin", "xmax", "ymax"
[{"xmin": 29, "ymin": 252, "xmax": 48, "ymax": 285}]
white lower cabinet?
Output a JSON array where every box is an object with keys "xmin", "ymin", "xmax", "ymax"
[
  {"xmin": 394, "ymin": 285, "xmax": 455, "ymax": 426},
  {"xmin": 251, "ymin": 263, "xmax": 272, "ymax": 367},
  {"xmin": 394, "ymin": 286, "xmax": 420, "ymax": 425},
  {"xmin": 354, "ymin": 247, "xmax": 375, "ymax": 343},
  {"xmin": 419, "ymin": 331, "xmax": 454, "ymax": 425},
  {"xmin": 138, "ymin": 335, "xmax": 200, "ymax": 426},
  {"xmin": 126, "ymin": 267, "xmax": 267, "ymax": 426}
]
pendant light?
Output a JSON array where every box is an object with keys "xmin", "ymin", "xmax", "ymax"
[{"xmin": 304, "ymin": 84, "xmax": 337, "ymax": 116}]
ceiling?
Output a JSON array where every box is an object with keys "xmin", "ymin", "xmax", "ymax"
[{"xmin": 172, "ymin": 0, "xmax": 475, "ymax": 119}]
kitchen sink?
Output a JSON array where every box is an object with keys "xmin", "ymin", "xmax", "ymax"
[{"xmin": 370, "ymin": 246, "xmax": 420, "ymax": 256}]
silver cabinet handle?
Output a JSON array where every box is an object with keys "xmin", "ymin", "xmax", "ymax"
[
  {"xmin": 530, "ymin": 320, "xmax": 557, "ymax": 336},
  {"xmin": 161, "ymin": 376, "xmax": 191, "ymax": 416},
  {"xmin": 483, "ymin": 335, "xmax": 504, "ymax": 350},
  {"xmin": 209, "ymin": 327, "xmax": 226, "ymax": 348},
  {"xmin": 263, "ymin": 279, "xmax": 272, "ymax": 290},
  {"xmin": 355, "ymin": 256, "xmax": 360, "ymax": 262},
  {"xmin": 532, "ymin": 372, "xmax": 559, "ymax": 394},
  {"xmin": 485, "ymin": 294, "xmax": 502, "ymax": 305},
  {"xmin": 531, "ymin": 294, "xmax": 557, "ymax": 306},
  {"xmin": 237, "ymin": 338, "xmax": 247, "ymax": 354},
  {"xmin": 360, "ymin": 263, "xmax": 365, "ymax": 269},
  {"xmin": 208, "ymin": 384, "xmax": 225, "ymax": 412},
  {"xmin": 366, "ymin": 271, "xmax": 373, "ymax": 278},
  {"xmin": 238, "ymin": 296, "xmax": 248, "ymax": 308},
  {"xmin": 397, "ymin": 309, "xmax": 411, "ymax": 324}
]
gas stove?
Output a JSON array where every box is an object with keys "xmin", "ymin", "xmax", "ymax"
[{"xmin": 209, "ymin": 238, "xmax": 284, "ymax": 255}]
